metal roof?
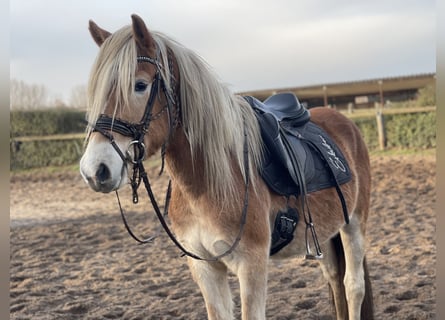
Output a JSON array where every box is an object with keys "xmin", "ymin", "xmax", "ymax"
[{"xmin": 238, "ymin": 73, "xmax": 436, "ymax": 101}]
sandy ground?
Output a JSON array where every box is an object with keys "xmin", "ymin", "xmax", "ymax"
[{"xmin": 10, "ymin": 153, "xmax": 436, "ymax": 319}]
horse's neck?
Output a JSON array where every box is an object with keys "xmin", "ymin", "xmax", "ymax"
[{"xmin": 165, "ymin": 128, "xmax": 207, "ymax": 198}]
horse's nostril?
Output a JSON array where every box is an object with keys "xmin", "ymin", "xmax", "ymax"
[{"xmin": 96, "ymin": 163, "xmax": 110, "ymax": 184}]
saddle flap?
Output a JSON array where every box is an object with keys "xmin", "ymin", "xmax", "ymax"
[{"xmin": 253, "ymin": 111, "xmax": 313, "ymax": 196}]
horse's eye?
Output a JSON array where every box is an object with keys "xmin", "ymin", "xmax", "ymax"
[{"xmin": 135, "ymin": 81, "xmax": 148, "ymax": 92}]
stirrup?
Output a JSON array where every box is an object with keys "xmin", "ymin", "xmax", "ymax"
[
  {"xmin": 304, "ymin": 222, "xmax": 323, "ymax": 260},
  {"xmin": 305, "ymin": 252, "xmax": 324, "ymax": 260}
]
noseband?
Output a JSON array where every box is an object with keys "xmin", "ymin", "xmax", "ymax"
[{"xmin": 88, "ymin": 46, "xmax": 251, "ymax": 262}]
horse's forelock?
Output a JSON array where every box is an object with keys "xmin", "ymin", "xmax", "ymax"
[{"xmin": 86, "ymin": 26, "xmax": 137, "ymax": 135}]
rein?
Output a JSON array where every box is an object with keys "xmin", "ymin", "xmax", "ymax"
[
  {"xmin": 119, "ymin": 129, "xmax": 250, "ymax": 261},
  {"xmin": 90, "ymin": 47, "xmax": 251, "ymax": 261}
]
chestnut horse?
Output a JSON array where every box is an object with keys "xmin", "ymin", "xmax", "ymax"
[{"xmin": 80, "ymin": 14, "xmax": 373, "ymax": 320}]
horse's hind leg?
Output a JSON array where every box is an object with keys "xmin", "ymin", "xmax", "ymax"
[
  {"xmin": 339, "ymin": 214, "xmax": 367, "ymax": 320},
  {"xmin": 188, "ymin": 258, "xmax": 233, "ymax": 320},
  {"xmin": 318, "ymin": 234, "xmax": 348, "ymax": 319}
]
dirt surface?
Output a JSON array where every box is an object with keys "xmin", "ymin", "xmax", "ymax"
[{"xmin": 10, "ymin": 153, "xmax": 436, "ymax": 319}]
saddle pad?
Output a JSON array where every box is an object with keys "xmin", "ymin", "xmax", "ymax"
[{"xmin": 255, "ymin": 112, "xmax": 351, "ymax": 197}]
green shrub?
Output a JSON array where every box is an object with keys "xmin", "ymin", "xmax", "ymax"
[
  {"xmin": 10, "ymin": 137, "xmax": 84, "ymax": 170},
  {"xmin": 353, "ymin": 117, "xmax": 379, "ymax": 150},
  {"xmin": 417, "ymin": 84, "xmax": 436, "ymax": 107},
  {"xmin": 384, "ymin": 112, "xmax": 436, "ymax": 149},
  {"xmin": 10, "ymin": 109, "xmax": 86, "ymax": 137}
]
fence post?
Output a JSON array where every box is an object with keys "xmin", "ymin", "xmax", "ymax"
[
  {"xmin": 347, "ymin": 102, "xmax": 354, "ymax": 114},
  {"xmin": 376, "ymin": 110, "xmax": 386, "ymax": 150}
]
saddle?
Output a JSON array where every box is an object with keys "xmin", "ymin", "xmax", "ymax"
[{"xmin": 244, "ymin": 93, "xmax": 351, "ymax": 255}]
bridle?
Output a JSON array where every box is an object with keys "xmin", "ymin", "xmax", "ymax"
[
  {"xmin": 92, "ymin": 48, "xmax": 176, "ymax": 180},
  {"xmin": 88, "ymin": 45, "xmax": 251, "ymax": 261}
]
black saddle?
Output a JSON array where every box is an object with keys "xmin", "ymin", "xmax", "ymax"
[
  {"xmin": 245, "ymin": 93, "xmax": 350, "ymax": 195},
  {"xmin": 256, "ymin": 92, "xmax": 310, "ymax": 125},
  {"xmin": 244, "ymin": 93, "xmax": 351, "ymax": 255}
]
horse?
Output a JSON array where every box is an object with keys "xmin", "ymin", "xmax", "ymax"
[{"xmin": 80, "ymin": 14, "xmax": 374, "ymax": 320}]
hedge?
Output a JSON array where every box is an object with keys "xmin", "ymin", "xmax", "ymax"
[
  {"xmin": 353, "ymin": 117, "xmax": 379, "ymax": 151},
  {"xmin": 353, "ymin": 111, "xmax": 436, "ymax": 150},
  {"xmin": 10, "ymin": 109, "xmax": 86, "ymax": 137},
  {"xmin": 10, "ymin": 137, "xmax": 85, "ymax": 171},
  {"xmin": 9, "ymin": 109, "xmax": 436, "ymax": 170},
  {"xmin": 384, "ymin": 111, "xmax": 436, "ymax": 149}
]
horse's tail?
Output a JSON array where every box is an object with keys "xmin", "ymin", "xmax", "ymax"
[
  {"xmin": 361, "ymin": 256, "xmax": 374, "ymax": 319},
  {"xmin": 330, "ymin": 233, "xmax": 374, "ymax": 319}
]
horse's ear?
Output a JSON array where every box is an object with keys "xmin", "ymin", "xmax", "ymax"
[
  {"xmin": 89, "ymin": 20, "xmax": 111, "ymax": 47},
  {"xmin": 131, "ymin": 14, "xmax": 155, "ymax": 52}
]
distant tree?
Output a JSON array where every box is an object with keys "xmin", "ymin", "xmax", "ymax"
[
  {"xmin": 417, "ymin": 84, "xmax": 436, "ymax": 107},
  {"xmin": 69, "ymin": 85, "xmax": 88, "ymax": 109},
  {"xmin": 10, "ymin": 79, "xmax": 48, "ymax": 110},
  {"xmin": 53, "ymin": 98, "xmax": 68, "ymax": 108}
]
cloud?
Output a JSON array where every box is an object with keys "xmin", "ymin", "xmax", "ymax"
[{"xmin": 10, "ymin": 0, "xmax": 436, "ymax": 101}]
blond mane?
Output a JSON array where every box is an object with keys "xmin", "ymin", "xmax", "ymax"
[{"xmin": 87, "ymin": 26, "xmax": 263, "ymax": 204}]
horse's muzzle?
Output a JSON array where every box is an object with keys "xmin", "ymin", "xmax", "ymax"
[{"xmin": 83, "ymin": 163, "xmax": 118, "ymax": 193}]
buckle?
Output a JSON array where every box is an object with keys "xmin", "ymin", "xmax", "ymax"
[{"xmin": 126, "ymin": 140, "xmax": 146, "ymax": 164}]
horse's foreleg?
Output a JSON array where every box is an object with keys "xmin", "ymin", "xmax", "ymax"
[
  {"xmin": 233, "ymin": 252, "xmax": 268, "ymax": 320},
  {"xmin": 188, "ymin": 258, "xmax": 233, "ymax": 320},
  {"xmin": 340, "ymin": 215, "xmax": 366, "ymax": 320}
]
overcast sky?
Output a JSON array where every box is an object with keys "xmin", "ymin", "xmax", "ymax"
[{"xmin": 10, "ymin": 0, "xmax": 436, "ymax": 103}]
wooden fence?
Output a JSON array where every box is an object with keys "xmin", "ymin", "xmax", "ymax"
[{"xmin": 10, "ymin": 107, "xmax": 436, "ymax": 170}]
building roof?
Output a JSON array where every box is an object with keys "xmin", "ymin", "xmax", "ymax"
[{"xmin": 238, "ymin": 73, "xmax": 436, "ymax": 101}]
